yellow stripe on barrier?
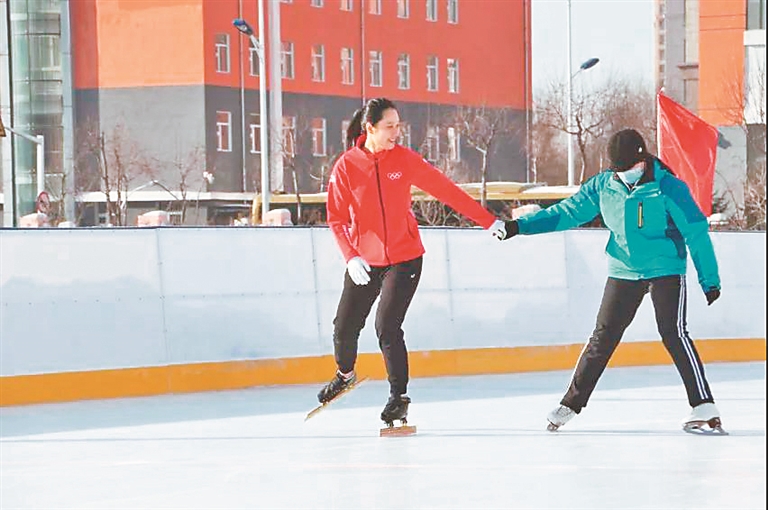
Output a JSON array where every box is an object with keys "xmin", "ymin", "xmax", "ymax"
[{"xmin": 0, "ymin": 338, "xmax": 764, "ymax": 407}]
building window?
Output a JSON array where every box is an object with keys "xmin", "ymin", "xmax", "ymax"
[
  {"xmin": 249, "ymin": 114, "xmax": 261, "ymax": 154},
  {"xmin": 312, "ymin": 118, "xmax": 327, "ymax": 157},
  {"xmin": 340, "ymin": 0, "xmax": 353, "ymax": 11},
  {"xmin": 425, "ymin": 126, "xmax": 439, "ymax": 162},
  {"xmin": 369, "ymin": 50, "xmax": 383, "ymax": 87},
  {"xmin": 683, "ymin": 0, "xmax": 698, "ymax": 63},
  {"xmin": 312, "ymin": 44, "xmax": 325, "ymax": 82},
  {"xmin": 281, "ymin": 0, "xmax": 292, "ymax": 3},
  {"xmin": 747, "ymin": 0, "xmax": 766, "ymax": 30},
  {"xmin": 427, "ymin": 55, "xmax": 438, "ymax": 91},
  {"xmin": 342, "ymin": 120, "xmax": 351, "ymax": 147},
  {"xmin": 311, "ymin": 0, "xmax": 323, "ymax": 6},
  {"xmin": 215, "ymin": 34, "xmax": 230, "ymax": 73},
  {"xmin": 447, "ymin": 126, "xmax": 460, "ymax": 161},
  {"xmin": 369, "ymin": 0, "xmax": 381, "ymax": 15},
  {"xmin": 398, "ymin": 122, "xmax": 411, "ymax": 148},
  {"xmin": 397, "ymin": 54, "xmax": 410, "ymax": 90},
  {"xmin": 249, "ymin": 39, "xmax": 260, "ymax": 76},
  {"xmin": 216, "ymin": 111, "xmax": 232, "ymax": 152},
  {"xmin": 282, "ymin": 116, "xmax": 296, "ymax": 158},
  {"xmin": 397, "ymin": 0, "xmax": 409, "ymax": 18},
  {"xmin": 341, "ymin": 47, "xmax": 355, "ymax": 85},
  {"xmin": 448, "ymin": 0, "xmax": 458, "ymax": 23},
  {"xmin": 447, "ymin": 58, "xmax": 459, "ymax": 93},
  {"xmin": 281, "ymin": 41, "xmax": 295, "ymax": 79},
  {"xmin": 426, "ymin": 0, "xmax": 437, "ymax": 21}
]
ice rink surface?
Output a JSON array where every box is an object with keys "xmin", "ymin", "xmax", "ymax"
[{"xmin": 1, "ymin": 362, "xmax": 765, "ymax": 510}]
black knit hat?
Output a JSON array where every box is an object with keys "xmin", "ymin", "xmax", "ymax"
[{"xmin": 608, "ymin": 129, "xmax": 647, "ymax": 171}]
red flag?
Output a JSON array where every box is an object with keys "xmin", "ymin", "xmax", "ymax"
[{"xmin": 657, "ymin": 92, "xmax": 719, "ymax": 216}]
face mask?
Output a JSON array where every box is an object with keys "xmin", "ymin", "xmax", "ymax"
[{"xmin": 620, "ymin": 164, "xmax": 644, "ymax": 185}]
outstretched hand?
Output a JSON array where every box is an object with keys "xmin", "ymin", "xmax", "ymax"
[
  {"xmin": 347, "ymin": 256, "xmax": 371, "ymax": 285},
  {"xmin": 705, "ymin": 288, "xmax": 720, "ymax": 306},
  {"xmin": 490, "ymin": 219, "xmax": 519, "ymax": 241}
]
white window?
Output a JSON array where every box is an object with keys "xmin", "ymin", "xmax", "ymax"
[
  {"xmin": 282, "ymin": 116, "xmax": 296, "ymax": 158},
  {"xmin": 249, "ymin": 114, "xmax": 261, "ymax": 154},
  {"xmin": 369, "ymin": 0, "xmax": 381, "ymax": 15},
  {"xmin": 426, "ymin": 0, "xmax": 437, "ymax": 21},
  {"xmin": 447, "ymin": 0, "xmax": 458, "ymax": 24},
  {"xmin": 425, "ymin": 126, "xmax": 439, "ymax": 162},
  {"xmin": 342, "ymin": 120, "xmax": 351, "ymax": 147},
  {"xmin": 447, "ymin": 126, "xmax": 460, "ymax": 161},
  {"xmin": 369, "ymin": 50, "xmax": 383, "ymax": 87},
  {"xmin": 312, "ymin": 44, "xmax": 325, "ymax": 82},
  {"xmin": 216, "ymin": 111, "xmax": 232, "ymax": 152},
  {"xmin": 311, "ymin": 0, "xmax": 323, "ymax": 6},
  {"xmin": 281, "ymin": 0, "xmax": 292, "ymax": 3},
  {"xmin": 341, "ymin": 47, "xmax": 355, "ymax": 85},
  {"xmin": 312, "ymin": 118, "xmax": 327, "ymax": 157},
  {"xmin": 427, "ymin": 55, "xmax": 438, "ymax": 91},
  {"xmin": 340, "ymin": 0, "xmax": 353, "ymax": 11},
  {"xmin": 215, "ymin": 34, "xmax": 230, "ymax": 73},
  {"xmin": 281, "ymin": 41, "xmax": 294, "ymax": 79},
  {"xmin": 398, "ymin": 122, "xmax": 411, "ymax": 148},
  {"xmin": 397, "ymin": 0, "xmax": 409, "ymax": 18},
  {"xmin": 397, "ymin": 53, "xmax": 410, "ymax": 90},
  {"xmin": 249, "ymin": 39, "xmax": 260, "ymax": 76},
  {"xmin": 447, "ymin": 58, "xmax": 459, "ymax": 93}
]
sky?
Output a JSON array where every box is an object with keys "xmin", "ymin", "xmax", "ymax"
[{"xmin": 532, "ymin": 0, "xmax": 656, "ymax": 99}]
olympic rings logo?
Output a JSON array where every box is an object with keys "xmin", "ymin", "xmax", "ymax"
[{"xmin": 387, "ymin": 172, "xmax": 402, "ymax": 180}]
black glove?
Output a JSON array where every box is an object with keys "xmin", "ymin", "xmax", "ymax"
[
  {"xmin": 491, "ymin": 220, "xmax": 519, "ymax": 241},
  {"xmin": 705, "ymin": 288, "xmax": 720, "ymax": 306}
]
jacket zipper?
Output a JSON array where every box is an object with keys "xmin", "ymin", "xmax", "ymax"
[
  {"xmin": 638, "ymin": 201, "xmax": 644, "ymax": 229},
  {"xmin": 374, "ymin": 158, "xmax": 392, "ymax": 265}
]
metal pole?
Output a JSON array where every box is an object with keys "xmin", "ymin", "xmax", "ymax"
[
  {"xmin": 257, "ymin": 0, "xmax": 270, "ymax": 217},
  {"xmin": 36, "ymin": 134, "xmax": 44, "ymax": 194},
  {"xmin": 268, "ymin": 0, "xmax": 283, "ymax": 193},
  {"xmin": 238, "ymin": 0, "xmax": 247, "ymax": 194},
  {"xmin": 566, "ymin": 0, "xmax": 574, "ymax": 187}
]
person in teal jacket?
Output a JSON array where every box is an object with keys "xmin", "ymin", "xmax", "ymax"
[{"xmin": 494, "ymin": 129, "xmax": 725, "ymax": 434}]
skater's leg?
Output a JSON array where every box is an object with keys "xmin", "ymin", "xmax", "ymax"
[
  {"xmin": 332, "ymin": 268, "xmax": 383, "ymax": 373},
  {"xmin": 650, "ymin": 275, "xmax": 714, "ymax": 407},
  {"xmin": 561, "ymin": 278, "xmax": 647, "ymax": 412},
  {"xmin": 374, "ymin": 257, "xmax": 423, "ymax": 396}
]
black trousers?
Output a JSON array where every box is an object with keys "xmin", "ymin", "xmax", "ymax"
[
  {"xmin": 333, "ymin": 256, "xmax": 423, "ymax": 396},
  {"xmin": 562, "ymin": 275, "xmax": 714, "ymax": 412}
]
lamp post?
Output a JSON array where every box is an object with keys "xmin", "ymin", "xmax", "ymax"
[
  {"xmin": 233, "ymin": 12, "xmax": 270, "ymax": 219},
  {"xmin": 565, "ymin": 0, "xmax": 600, "ymax": 186}
]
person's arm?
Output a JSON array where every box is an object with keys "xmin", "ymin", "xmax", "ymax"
[
  {"xmin": 326, "ymin": 160, "xmax": 359, "ymax": 262},
  {"xmin": 661, "ymin": 175, "xmax": 721, "ymax": 295},
  {"xmin": 513, "ymin": 175, "xmax": 603, "ymax": 235},
  {"xmin": 408, "ymin": 154, "xmax": 496, "ymax": 228}
]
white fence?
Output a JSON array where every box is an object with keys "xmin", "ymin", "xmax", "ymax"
[{"xmin": 1, "ymin": 227, "xmax": 765, "ymax": 376}]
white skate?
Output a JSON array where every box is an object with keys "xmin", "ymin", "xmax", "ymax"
[
  {"xmin": 546, "ymin": 405, "xmax": 576, "ymax": 431},
  {"xmin": 682, "ymin": 403, "xmax": 727, "ymax": 435}
]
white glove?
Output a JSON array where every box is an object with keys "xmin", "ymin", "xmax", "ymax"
[
  {"xmin": 346, "ymin": 256, "xmax": 371, "ymax": 285},
  {"xmin": 489, "ymin": 219, "xmax": 506, "ymax": 241}
]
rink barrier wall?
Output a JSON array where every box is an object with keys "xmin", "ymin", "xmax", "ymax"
[{"xmin": 0, "ymin": 227, "xmax": 765, "ymax": 406}]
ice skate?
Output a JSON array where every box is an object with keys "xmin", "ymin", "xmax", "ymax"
[
  {"xmin": 379, "ymin": 394, "xmax": 416, "ymax": 437},
  {"xmin": 546, "ymin": 405, "xmax": 576, "ymax": 431},
  {"xmin": 682, "ymin": 403, "xmax": 727, "ymax": 435},
  {"xmin": 305, "ymin": 371, "xmax": 366, "ymax": 422}
]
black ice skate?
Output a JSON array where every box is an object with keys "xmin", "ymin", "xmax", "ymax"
[
  {"xmin": 305, "ymin": 372, "xmax": 367, "ymax": 422},
  {"xmin": 379, "ymin": 394, "xmax": 417, "ymax": 437}
]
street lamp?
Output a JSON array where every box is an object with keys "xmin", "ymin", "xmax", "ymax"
[
  {"xmin": 233, "ymin": 14, "xmax": 270, "ymax": 219},
  {"xmin": 565, "ymin": 0, "xmax": 600, "ymax": 186}
]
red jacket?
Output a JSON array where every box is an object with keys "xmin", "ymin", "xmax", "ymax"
[{"xmin": 327, "ymin": 136, "xmax": 496, "ymax": 266}]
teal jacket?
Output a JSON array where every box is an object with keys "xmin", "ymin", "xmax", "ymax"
[{"xmin": 517, "ymin": 159, "xmax": 720, "ymax": 293}]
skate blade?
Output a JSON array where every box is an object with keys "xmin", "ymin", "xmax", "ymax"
[
  {"xmin": 683, "ymin": 418, "xmax": 729, "ymax": 436},
  {"xmin": 546, "ymin": 421, "xmax": 560, "ymax": 432},
  {"xmin": 304, "ymin": 377, "xmax": 369, "ymax": 422},
  {"xmin": 379, "ymin": 425, "xmax": 417, "ymax": 437}
]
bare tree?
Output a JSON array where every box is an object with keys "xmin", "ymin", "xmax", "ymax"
[
  {"xmin": 450, "ymin": 105, "xmax": 519, "ymax": 208},
  {"xmin": 156, "ymin": 146, "xmax": 206, "ymax": 224}
]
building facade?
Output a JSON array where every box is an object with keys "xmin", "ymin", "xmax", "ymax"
[{"xmin": 2, "ymin": 0, "xmax": 532, "ymax": 226}]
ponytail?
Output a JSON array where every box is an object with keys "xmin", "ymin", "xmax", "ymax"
[{"xmin": 345, "ymin": 108, "xmax": 365, "ymax": 149}]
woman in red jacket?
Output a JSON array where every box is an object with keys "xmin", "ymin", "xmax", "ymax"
[{"xmin": 317, "ymin": 97, "xmax": 505, "ymax": 426}]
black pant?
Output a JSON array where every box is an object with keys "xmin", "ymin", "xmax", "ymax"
[
  {"xmin": 562, "ymin": 275, "xmax": 714, "ymax": 412},
  {"xmin": 333, "ymin": 256, "xmax": 423, "ymax": 396}
]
